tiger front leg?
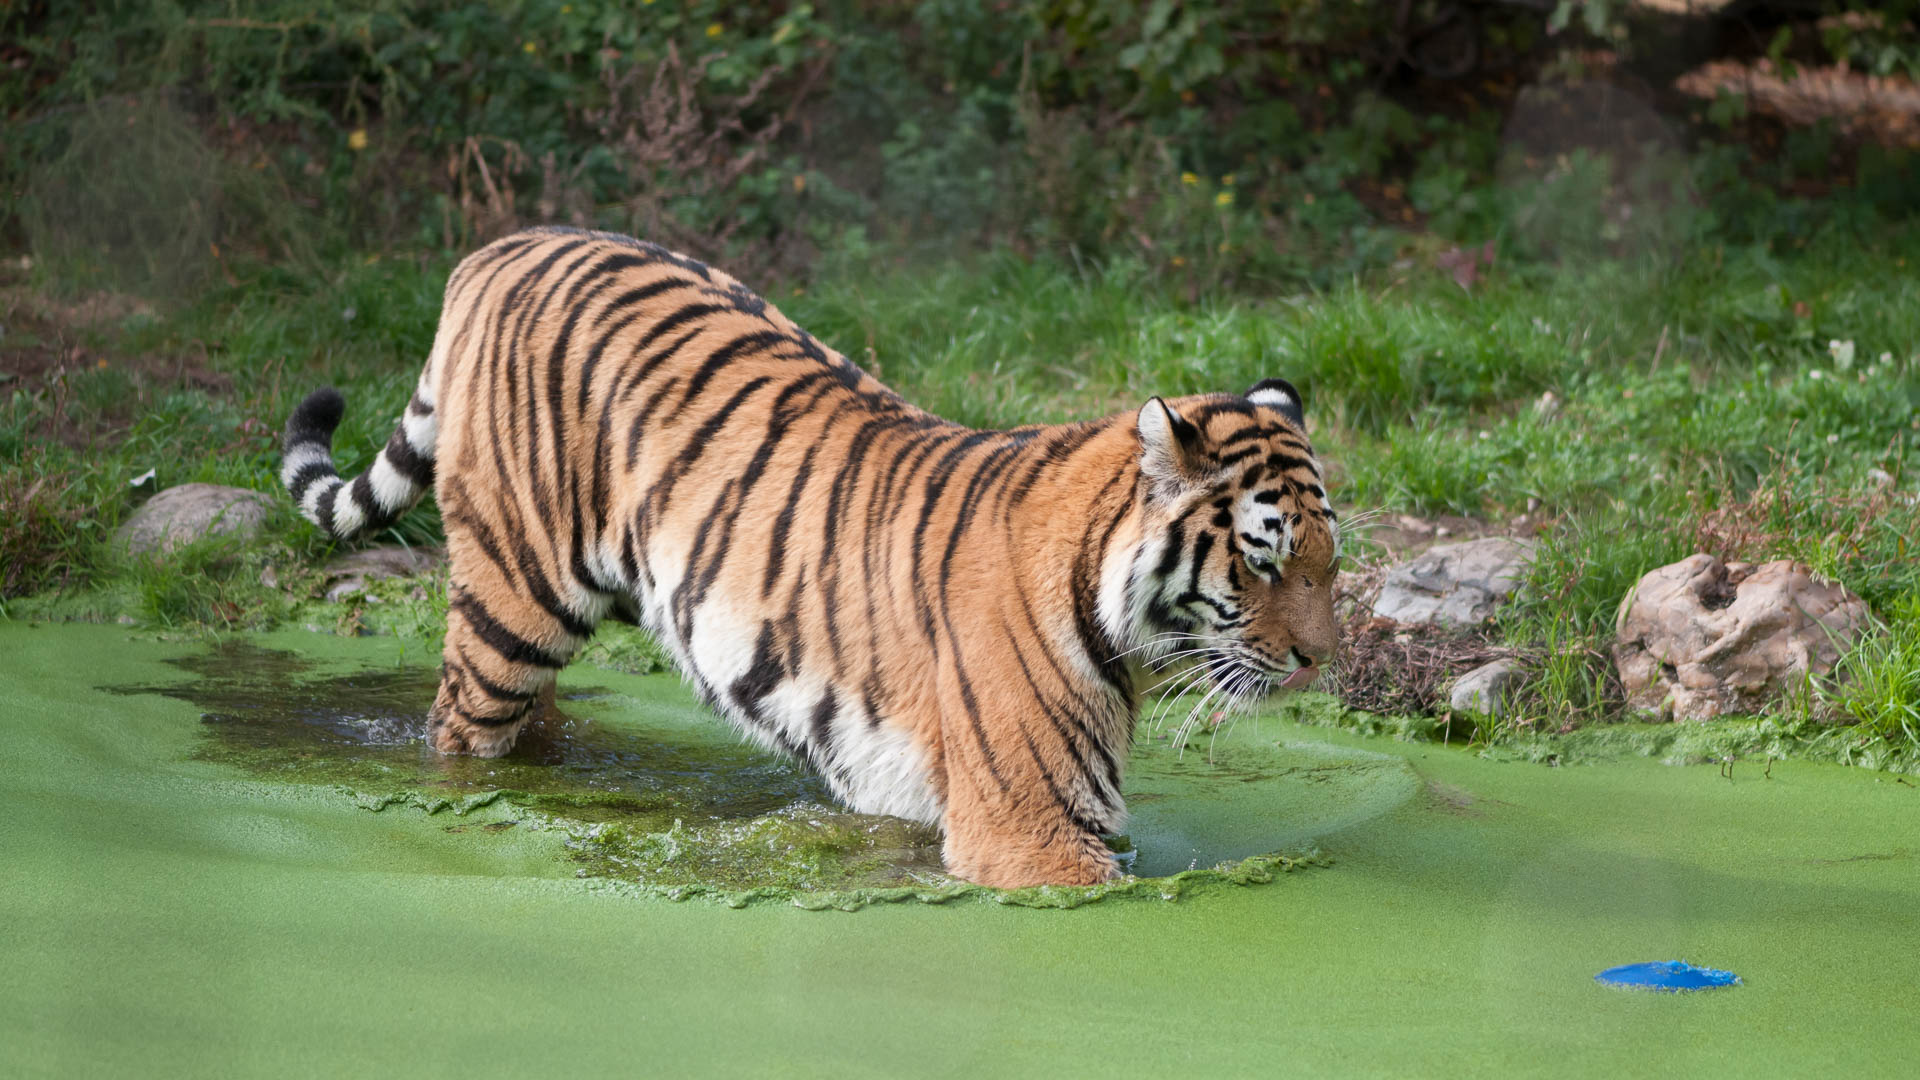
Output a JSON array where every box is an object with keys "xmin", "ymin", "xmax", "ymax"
[{"xmin": 939, "ymin": 774, "xmax": 1120, "ymax": 889}]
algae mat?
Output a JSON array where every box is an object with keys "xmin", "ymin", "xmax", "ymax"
[{"xmin": 3, "ymin": 623, "xmax": 1917, "ymax": 1077}]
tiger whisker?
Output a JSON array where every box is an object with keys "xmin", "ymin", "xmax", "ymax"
[
  {"xmin": 1171, "ymin": 657, "xmax": 1252, "ymax": 754},
  {"xmin": 1147, "ymin": 669, "xmax": 1212, "ymax": 732},
  {"xmin": 1141, "ymin": 646, "xmax": 1234, "ymax": 674},
  {"xmin": 1115, "ymin": 632, "xmax": 1211, "ymax": 661},
  {"xmin": 1172, "ymin": 676, "xmax": 1235, "ymax": 758},
  {"xmin": 1206, "ymin": 666, "xmax": 1263, "ymax": 763},
  {"xmin": 1147, "ymin": 657, "xmax": 1226, "ymax": 732},
  {"xmin": 1140, "ymin": 648, "xmax": 1232, "ymax": 694}
]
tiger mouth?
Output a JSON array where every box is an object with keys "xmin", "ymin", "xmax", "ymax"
[
  {"xmin": 1277, "ymin": 665, "xmax": 1320, "ymax": 690},
  {"xmin": 1207, "ymin": 651, "xmax": 1320, "ymax": 695}
]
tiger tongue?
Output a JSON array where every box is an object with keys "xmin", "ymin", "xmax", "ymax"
[{"xmin": 1279, "ymin": 666, "xmax": 1319, "ymax": 691}]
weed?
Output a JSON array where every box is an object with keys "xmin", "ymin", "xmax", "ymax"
[
  {"xmin": 0, "ymin": 451, "xmax": 90, "ymax": 597},
  {"xmin": 1823, "ymin": 592, "xmax": 1920, "ymax": 746}
]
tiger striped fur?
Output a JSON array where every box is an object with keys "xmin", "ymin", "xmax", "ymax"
[{"xmin": 280, "ymin": 227, "xmax": 1339, "ymax": 888}]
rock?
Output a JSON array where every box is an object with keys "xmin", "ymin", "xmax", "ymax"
[
  {"xmin": 323, "ymin": 545, "xmax": 444, "ymax": 602},
  {"xmin": 115, "ymin": 483, "xmax": 272, "ymax": 555},
  {"xmin": 1612, "ymin": 554, "xmax": 1872, "ymax": 721},
  {"xmin": 1450, "ymin": 659, "xmax": 1526, "ymax": 717},
  {"xmin": 1373, "ymin": 538, "xmax": 1537, "ymax": 626}
]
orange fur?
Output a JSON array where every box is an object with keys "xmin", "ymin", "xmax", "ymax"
[{"xmin": 282, "ymin": 228, "xmax": 1338, "ymax": 887}]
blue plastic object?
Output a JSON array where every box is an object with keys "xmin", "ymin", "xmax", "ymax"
[{"xmin": 1594, "ymin": 961, "xmax": 1742, "ymax": 992}]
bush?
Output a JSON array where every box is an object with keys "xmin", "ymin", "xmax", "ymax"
[{"xmin": 5, "ymin": 0, "xmax": 1919, "ymax": 291}]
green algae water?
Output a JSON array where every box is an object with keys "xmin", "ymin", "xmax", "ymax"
[{"xmin": 4, "ymin": 622, "xmax": 1918, "ymax": 1076}]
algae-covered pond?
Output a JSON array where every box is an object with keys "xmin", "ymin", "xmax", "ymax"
[{"xmin": 4, "ymin": 622, "xmax": 1917, "ymax": 1076}]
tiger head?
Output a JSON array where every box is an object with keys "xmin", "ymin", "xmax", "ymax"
[{"xmin": 1117, "ymin": 378, "xmax": 1339, "ymax": 700}]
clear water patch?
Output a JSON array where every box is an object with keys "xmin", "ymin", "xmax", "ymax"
[{"xmin": 107, "ymin": 641, "xmax": 1420, "ymax": 908}]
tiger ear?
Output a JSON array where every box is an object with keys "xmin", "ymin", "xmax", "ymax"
[
  {"xmin": 1136, "ymin": 397, "xmax": 1210, "ymax": 497},
  {"xmin": 1246, "ymin": 378, "xmax": 1305, "ymax": 428}
]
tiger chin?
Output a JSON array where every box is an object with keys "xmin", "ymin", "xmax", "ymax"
[{"xmin": 280, "ymin": 228, "xmax": 1339, "ymax": 889}]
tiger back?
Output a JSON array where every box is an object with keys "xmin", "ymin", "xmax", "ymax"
[{"xmin": 281, "ymin": 227, "xmax": 1339, "ymax": 888}]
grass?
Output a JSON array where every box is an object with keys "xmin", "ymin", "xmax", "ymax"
[{"xmin": 3, "ymin": 216, "xmax": 1917, "ymax": 762}]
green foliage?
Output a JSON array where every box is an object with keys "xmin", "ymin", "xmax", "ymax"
[
  {"xmin": 112, "ymin": 536, "xmax": 294, "ymax": 630},
  {"xmin": 1825, "ymin": 591, "xmax": 1920, "ymax": 746},
  {"xmin": 15, "ymin": 0, "xmax": 1916, "ymax": 291},
  {"xmin": 3, "ymin": 226, "xmax": 1917, "ymax": 765}
]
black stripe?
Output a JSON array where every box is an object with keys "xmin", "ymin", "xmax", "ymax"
[
  {"xmin": 1005, "ymin": 604, "xmax": 1124, "ymax": 809},
  {"xmin": 454, "ymin": 593, "xmax": 564, "ymax": 669},
  {"xmin": 646, "ymin": 376, "xmax": 774, "ymax": 519},
  {"xmin": 454, "ymin": 645, "xmax": 536, "ymax": 703},
  {"xmin": 349, "ymin": 472, "xmax": 397, "ymax": 530},
  {"xmin": 1069, "ymin": 471, "xmax": 1134, "ymax": 694},
  {"xmin": 1187, "ymin": 529, "xmax": 1214, "ymax": 596},
  {"xmin": 578, "ymin": 277, "xmax": 696, "ymax": 412},
  {"xmin": 315, "ymin": 479, "xmax": 341, "ymax": 537},
  {"xmin": 1215, "ymin": 424, "xmax": 1279, "ymax": 447},
  {"xmin": 1153, "ymin": 520, "xmax": 1186, "ymax": 578},
  {"xmin": 669, "ymin": 330, "xmax": 791, "ymax": 419},
  {"xmin": 510, "ymin": 542, "xmax": 595, "ymax": 639},
  {"xmin": 382, "ymin": 428, "xmax": 435, "ymax": 489},
  {"xmin": 286, "ymin": 460, "xmax": 336, "ymax": 504},
  {"xmin": 1266, "ymin": 451, "xmax": 1319, "ymax": 473},
  {"xmin": 729, "ymin": 621, "xmax": 785, "ymax": 717},
  {"xmin": 809, "ymin": 688, "xmax": 839, "ymax": 760}
]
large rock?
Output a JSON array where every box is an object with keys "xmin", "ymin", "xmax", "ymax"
[
  {"xmin": 1450, "ymin": 659, "xmax": 1526, "ymax": 717},
  {"xmin": 1612, "ymin": 555, "xmax": 1872, "ymax": 721},
  {"xmin": 1373, "ymin": 538, "xmax": 1536, "ymax": 626},
  {"xmin": 323, "ymin": 545, "xmax": 445, "ymax": 602},
  {"xmin": 116, "ymin": 483, "xmax": 273, "ymax": 555}
]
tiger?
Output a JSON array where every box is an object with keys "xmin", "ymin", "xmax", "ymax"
[{"xmin": 280, "ymin": 227, "xmax": 1339, "ymax": 888}]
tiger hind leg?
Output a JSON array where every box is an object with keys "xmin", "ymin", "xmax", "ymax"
[{"xmin": 429, "ymin": 548, "xmax": 594, "ymax": 758}]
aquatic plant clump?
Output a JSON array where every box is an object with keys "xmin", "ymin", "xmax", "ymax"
[{"xmin": 108, "ymin": 640, "xmax": 1337, "ymax": 909}]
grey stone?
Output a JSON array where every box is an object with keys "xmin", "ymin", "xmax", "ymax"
[
  {"xmin": 1613, "ymin": 554, "xmax": 1872, "ymax": 721},
  {"xmin": 322, "ymin": 545, "xmax": 445, "ymax": 602},
  {"xmin": 1373, "ymin": 538, "xmax": 1536, "ymax": 626},
  {"xmin": 1449, "ymin": 659, "xmax": 1526, "ymax": 717},
  {"xmin": 115, "ymin": 483, "xmax": 272, "ymax": 555}
]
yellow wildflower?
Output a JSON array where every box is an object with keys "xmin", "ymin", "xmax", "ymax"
[
  {"xmin": 347, "ymin": 129, "xmax": 368, "ymax": 151},
  {"xmin": 1180, "ymin": 172, "xmax": 1198, "ymax": 186},
  {"xmin": 1215, "ymin": 191, "xmax": 1233, "ymax": 207},
  {"xmin": 561, "ymin": 3, "xmax": 572, "ymax": 11},
  {"xmin": 1218, "ymin": 241, "xmax": 1230, "ymax": 254},
  {"xmin": 1171, "ymin": 255, "xmax": 1187, "ymax": 267},
  {"xmin": 707, "ymin": 22, "xmax": 724, "ymax": 37},
  {"xmin": 523, "ymin": 40, "xmax": 537, "ymax": 53},
  {"xmin": 1222, "ymin": 173, "xmax": 1236, "ymax": 186}
]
